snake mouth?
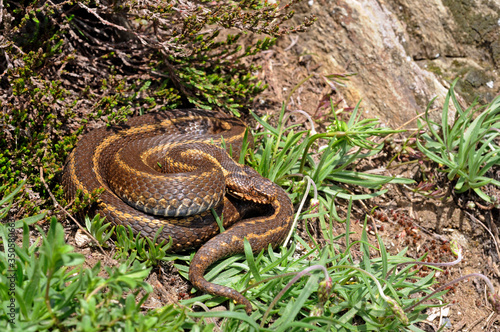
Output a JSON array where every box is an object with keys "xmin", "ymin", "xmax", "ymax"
[{"xmin": 227, "ymin": 189, "xmax": 270, "ymax": 204}]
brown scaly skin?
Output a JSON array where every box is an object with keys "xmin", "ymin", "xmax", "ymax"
[
  {"xmin": 189, "ymin": 186, "xmax": 293, "ymax": 314},
  {"xmin": 62, "ymin": 109, "xmax": 294, "ymax": 313}
]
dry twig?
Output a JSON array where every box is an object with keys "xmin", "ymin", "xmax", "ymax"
[{"xmin": 39, "ymin": 167, "xmax": 110, "ymax": 257}]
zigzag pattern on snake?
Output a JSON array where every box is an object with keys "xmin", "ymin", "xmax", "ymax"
[{"xmin": 62, "ymin": 108, "xmax": 294, "ymax": 314}]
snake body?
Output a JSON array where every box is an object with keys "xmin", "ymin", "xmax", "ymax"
[{"xmin": 62, "ymin": 109, "xmax": 293, "ymax": 313}]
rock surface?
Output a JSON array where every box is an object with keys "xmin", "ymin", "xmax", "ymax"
[{"xmin": 256, "ymin": 0, "xmax": 500, "ymax": 128}]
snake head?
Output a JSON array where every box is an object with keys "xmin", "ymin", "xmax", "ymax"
[{"xmin": 226, "ymin": 166, "xmax": 277, "ymax": 204}]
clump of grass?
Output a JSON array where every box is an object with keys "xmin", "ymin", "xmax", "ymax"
[
  {"xmin": 416, "ymin": 79, "xmax": 500, "ymax": 204},
  {"xmin": 247, "ymin": 101, "xmax": 413, "ymax": 203},
  {"xmin": 0, "ymin": 183, "xmax": 187, "ymax": 330},
  {"xmin": 3, "ymin": 182, "xmax": 498, "ymax": 330}
]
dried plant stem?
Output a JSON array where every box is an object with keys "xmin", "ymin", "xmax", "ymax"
[
  {"xmin": 39, "ymin": 167, "xmax": 108, "ymax": 257},
  {"xmin": 405, "ymin": 273, "xmax": 496, "ymax": 313},
  {"xmin": 466, "ymin": 211, "xmax": 500, "ymax": 262},
  {"xmin": 283, "ymin": 175, "xmax": 318, "ymax": 247}
]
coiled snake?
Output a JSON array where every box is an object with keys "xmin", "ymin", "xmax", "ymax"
[{"xmin": 62, "ymin": 109, "xmax": 294, "ymax": 314}]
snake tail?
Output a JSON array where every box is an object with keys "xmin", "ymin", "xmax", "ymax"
[{"xmin": 188, "ymin": 185, "xmax": 293, "ymax": 314}]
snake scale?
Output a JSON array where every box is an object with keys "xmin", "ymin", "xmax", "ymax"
[{"xmin": 62, "ymin": 109, "xmax": 294, "ymax": 314}]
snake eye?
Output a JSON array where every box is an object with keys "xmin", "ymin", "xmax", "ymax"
[{"xmin": 249, "ymin": 179, "xmax": 277, "ymax": 203}]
